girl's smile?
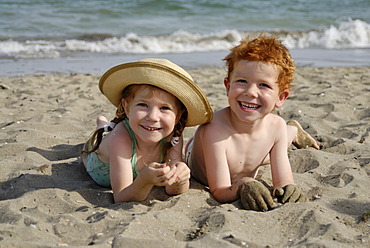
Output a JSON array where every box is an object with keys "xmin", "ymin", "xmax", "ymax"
[{"xmin": 141, "ymin": 125, "xmax": 162, "ymax": 131}]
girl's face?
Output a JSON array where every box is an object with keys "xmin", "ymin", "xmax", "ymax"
[
  {"xmin": 224, "ymin": 60, "xmax": 289, "ymax": 123},
  {"xmin": 123, "ymin": 85, "xmax": 182, "ymax": 144}
]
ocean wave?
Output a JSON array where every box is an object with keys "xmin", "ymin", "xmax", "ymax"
[
  {"xmin": 1, "ymin": 19, "xmax": 369, "ymax": 59},
  {"xmin": 284, "ymin": 19, "xmax": 370, "ymax": 49}
]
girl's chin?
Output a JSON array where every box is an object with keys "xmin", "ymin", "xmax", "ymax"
[{"xmin": 138, "ymin": 133, "xmax": 168, "ymax": 142}]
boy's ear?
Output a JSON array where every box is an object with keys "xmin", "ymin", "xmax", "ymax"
[
  {"xmin": 224, "ymin": 77, "xmax": 230, "ymax": 96},
  {"xmin": 275, "ymin": 89, "xmax": 290, "ymax": 108}
]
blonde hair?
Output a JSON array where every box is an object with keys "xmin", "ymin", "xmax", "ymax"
[{"xmin": 224, "ymin": 34, "xmax": 295, "ymax": 93}]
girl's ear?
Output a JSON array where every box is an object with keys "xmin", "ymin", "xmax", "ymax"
[
  {"xmin": 224, "ymin": 77, "xmax": 230, "ymax": 96},
  {"xmin": 122, "ymin": 99, "xmax": 129, "ymax": 115},
  {"xmin": 275, "ymin": 89, "xmax": 290, "ymax": 108},
  {"xmin": 176, "ymin": 109, "xmax": 185, "ymax": 124}
]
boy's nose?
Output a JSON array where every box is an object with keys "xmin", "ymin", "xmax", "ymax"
[{"xmin": 245, "ymin": 84, "xmax": 258, "ymax": 98}]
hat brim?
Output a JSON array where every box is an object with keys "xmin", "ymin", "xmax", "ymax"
[{"xmin": 99, "ymin": 60, "xmax": 213, "ymax": 126}]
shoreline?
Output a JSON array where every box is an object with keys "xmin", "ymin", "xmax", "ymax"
[{"xmin": 1, "ymin": 48, "xmax": 370, "ymax": 77}]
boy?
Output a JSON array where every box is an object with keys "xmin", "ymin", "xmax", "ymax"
[{"xmin": 185, "ymin": 35, "xmax": 319, "ymax": 211}]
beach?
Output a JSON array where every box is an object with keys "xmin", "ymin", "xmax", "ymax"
[
  {"xmin": 0, "ymin": 65, "xmax": 369, "ymax": 247},
  {"xmin": 1, "ymin": 0, "xmax": 370, "ymax": 246}
]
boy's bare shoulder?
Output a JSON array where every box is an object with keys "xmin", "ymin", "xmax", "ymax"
[
  {"xmin": 267, "ymin": 113, "xmax": 287, "ymax": 127},
  {"xmin": 205, "ymin": 108, "xmax": 231, "ymax": 126},
  {"xmin": 198, "ymin": 108, "xmax": 232, "ymax": 140},
  {"xmin": 264, "ymin": 114, "xmax": 288, "ymax": 138}
]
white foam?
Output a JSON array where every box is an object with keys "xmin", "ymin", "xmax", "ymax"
[
  {"xmin": 0, "ymin": 40, "xmax": 60, "ymax": 58},
  {"xmin": 1, "ymin": 19, "xmax": 369, "ymax": 59},
  {"xmin": 283, "ymin": 19, "xmax": 370, "ymax": 49}
]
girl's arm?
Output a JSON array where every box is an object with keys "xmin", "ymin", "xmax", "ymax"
[
  {"xmin": 108, "ymin": 130, "xmax": 174, "ymax": 202},
  {"xmin": 108, "ymin": 135, "xmax": 152, "ymax": 202},
  {"xmin": 111, "ymin": 160, "xmax": 177, "ymax": 202},
  {"xmin": 165, "ymin": 136, "xmax": 191, "ymax": 195}
]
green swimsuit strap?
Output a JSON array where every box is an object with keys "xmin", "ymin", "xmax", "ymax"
[
  {"xmin": 122, "ymin": 119, "xmax": 139, "ymax": 178},
  {"xmin": 122, "ymin": 119, "xmax": 168, "ymax": 177}
]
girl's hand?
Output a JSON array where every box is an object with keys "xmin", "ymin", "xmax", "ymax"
[
  {"xmin": 165, "ymin": 162, "xmax": 190, "ymax": 195},
  {"xmin": 169, "ymin": 162, "xmax": 190, "ymax": 185},
  {"xmin": 141, "ymin": 162, "xmax": 177, "ymax": 186}
]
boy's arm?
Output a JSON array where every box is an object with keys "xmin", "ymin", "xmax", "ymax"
[
  {"xmin": 269, "ymin": 117, "xmax": 307, "ymax": 204},
  {"xmin": 269, "ymin": 117, "xmax": 295, "ymax": 189},
  {"xmin": 201, "ymin": 125, "xmax": 242, "ymax": 203}
]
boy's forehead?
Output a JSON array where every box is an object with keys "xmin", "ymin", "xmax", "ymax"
[{"xmin": 233, "ymin": 60, "xmax": 280, "ymax": 74}]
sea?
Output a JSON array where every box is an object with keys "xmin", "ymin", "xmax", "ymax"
[{"xmin": 1, "ymin": 0, "xmax": 370, "ymax": 76}]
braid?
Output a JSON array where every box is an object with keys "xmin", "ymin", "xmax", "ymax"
[
  {"xmin": 82, "ymin": 127, "xmax": 104, "ymax": 155},
  {"xmin": 173, "ymin": 110, "xmax": 188, "ymax": 138},
  {"xmin": 82, "ymin": 88, "xmax": 132, "ymax": 155},
  {"xmin": 161, "ymin": 108, "xmax": 188, "ymax": 162}
]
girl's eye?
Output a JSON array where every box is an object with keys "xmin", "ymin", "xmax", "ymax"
[{"xmin": 160, "ymin": 106, "xmax": 171, "ymax": 111}]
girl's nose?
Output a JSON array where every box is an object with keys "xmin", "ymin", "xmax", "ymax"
[{"xmin": 146, "ymin": 107, "xmax": 160, "ymax": 121}]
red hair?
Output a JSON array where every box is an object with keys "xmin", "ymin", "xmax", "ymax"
[{"xmin": 224, "ymin": 35, "xmax": 295, "ymax": 93}]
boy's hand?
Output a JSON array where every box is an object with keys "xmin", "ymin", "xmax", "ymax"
[
  {"xmin": 275, "ymin": 184, "xmax": 307, "ymax": 203},
  {"xmin": 238, "ymin": 181, "xmax": 276, "ymax": 211}
]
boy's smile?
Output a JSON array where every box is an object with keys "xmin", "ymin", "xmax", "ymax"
[
  {"xmin": 239, "ymin": 101, "xmax": 260, "ymax": 111},
  {"xmin": 224, "ymin": 60, "xmax": 289, "ymax": 123}
]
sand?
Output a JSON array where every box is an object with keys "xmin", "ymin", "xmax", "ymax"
[{"xmin": 0, "ymin": 66, "xmax": 369, "ymax": 247}]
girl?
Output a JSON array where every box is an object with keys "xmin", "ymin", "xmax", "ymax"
[{"xmin": 82, "ymin": 58, "xmax": 213, "ymax": 203}]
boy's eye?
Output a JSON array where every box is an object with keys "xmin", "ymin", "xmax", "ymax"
[
  {"xmin": 236, "ymin": 79, "xmax": 247, "ymax": 84},
  {"xmin": 260, "ymin": 83, "xmax": 271, "ymax": 89},
  {"xmin": 137, "ymin": 103, "xmax": 148, "ymax": 107}
]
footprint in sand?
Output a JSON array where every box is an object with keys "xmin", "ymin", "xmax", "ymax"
[
  {"xmin": 187, "ymin": 213, "xmax": 225, "ymax": 240},
  {"xmin": 308, "ymin": 103, "xmax": 335, "ymax": 119}
]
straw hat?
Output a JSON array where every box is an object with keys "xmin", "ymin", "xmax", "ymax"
[{"xmin": 99, "ymin": 58, "xmax": 213, "ymax": 126}]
